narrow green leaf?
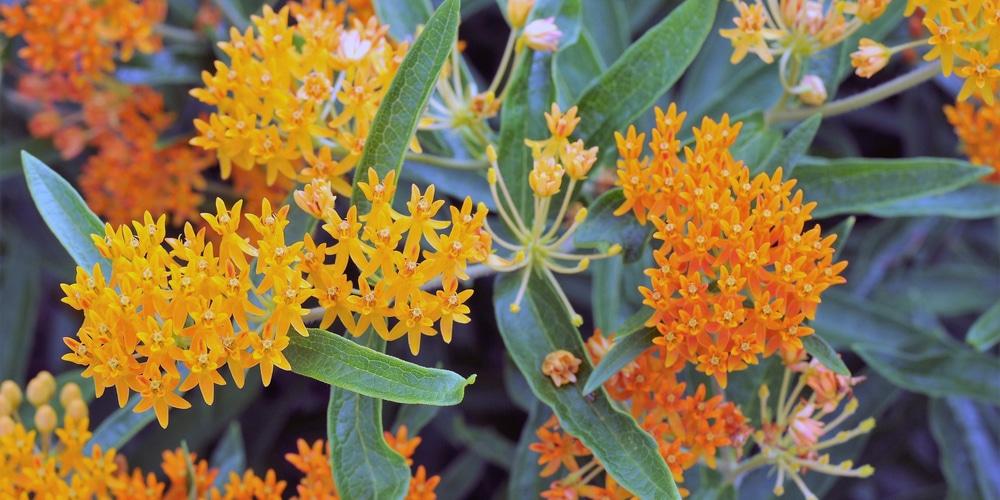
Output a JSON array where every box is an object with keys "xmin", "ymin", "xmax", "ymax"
[
  {"xmin": 575, "ymin": 188, "xmax": 653, "ymax": 262},
  {"xmin": 793, "ymin": 157, "xmax": 991, "ymax": 219},
  {"xmin": 828, "ymin": 216, "xmax": 855, "ymax": 259},
  {"xmin": 372, "ymin": 0, "xmax": 432, "ymax": 41},
  {"xmin": 0, "ymin": 226, "xmax": 40, "ymax": 384},
  {"xmin": 210, "ymin": 423, "xmax": 247, "ymax": 491},
  {"xmin": 85, "ymin": 395, "xmax": 157, "ymax": 455},
  {"xmin": 572, "ymin": 0, "xmax": 717, "ymax": 156},
  {"xmin": 286, "ymin": 328, "xmax": 474, "ymax": 406},
  {"xmin": 724, "ymin": 356, "xmax": 784, "ymax": 430},
  {"xmin": 579, "ymin": 0, "xmax": 627, "ymax": 65},
  {"xmin": 495, "ymin": 271, "xmax": 680, "ymax": 499},
  {"xmin": 614, "ymin": 307, "xmax": 656, "ymax": 339},
  {"xmin": 930, "ymin": 398, "xmax": 1000, "ymax": 500},
  {"xmin": 181, "ymin": 440, "xmax": 198, "ymax": 500},
  {"xmin": 327, "ymin": 332, "xmax": 410, "ymax": 500},
  {"xmin": 350, "ymin": 0, "xmax": 460, "ymax": 215},
  {"xmin": 582, "ymin": 327, "xmax": 657, "ymax": 395},
  {"xmin": 392, "ymin": 403, "xmax": 440, "ymax": 436},
  {"xmin": 968, "ymin": 299, "xmax": 1000, "ymax": 351},
  {"xmin": 756, "ymin": 114, "xmax": 821, "ymax": 177},
  {"xmin": 730, "ymin": 112, "xmax": 782, "ymax": 170},
  {"xmin": 801, "ymin": 334, "xmax": 850, "ymax": 376},
  {"xmin": 1, "ymin": 137, "xmax": 56, "ymax": 180},
  {"xmin": 854, "ymin": 344, "xmax": 1000, "ymax": 406},
  {"xmin": 503, "ymin": 354, "xmax": 536, "ymax": 412},
  {"xmin": 436, "ymin": 450, "xmax": 487, "ymax": 500},
  {"xmin": 22, "ymin": 152, "xmax": 110, "ymax": 273},
  {"xmin": 591, "ymin": 257, "xmax": 624, "ymax": 334},
  {"xmin": 509, "ymin": 394, "xmax": 555, "ymax": 499},
  {"xmin": 867, "ymin": 183, "xmax": 1000, "ymax": 219},
  {"xmin": 447, "ymin": 414, "xmax": 515, "ymax": 469},
  {"xmin": 554, "ymin": 28, "xmax": 605, "ymax": 104}
]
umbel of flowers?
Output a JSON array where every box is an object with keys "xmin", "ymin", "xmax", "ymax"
[
  {"xmin": 614, "ymin": 104, "xmax": 847, "ymax": 388},
  {"xmin": 60, "ymin": 170, "xmax": 490, "ymax": 428}
]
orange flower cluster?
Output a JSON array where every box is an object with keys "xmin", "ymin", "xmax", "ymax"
[
  {"xmin": 529, "ymin": 331, "xmax": 750, "ymax": 498},
  {"xmin": 614, "ymin": 105, "xmax": 847, "ymax": 388},
  {"xmin": 0, "ymin": 0, "xmax": 219, "ymax": 225},
  {"xmin": 905, "ymin": 1, "xmax": 1000, "ymax": 103},
  {"xmin": 946, "ymin": 97, "xmax": 1000, "ymax": 183},
  {"xmin": 293, "ymin": 170, "xmax": 490, "ymax": 355},
  {"xmin": 1, "ymin": 373, "xmax": 119, "ymax": 498},
  {"xmin": 190, "ymin": 0, "xmax": 408, "ymax": 187},
  {"xmin": 0, "ymin": 0, "xmax": 164, "ymax": 86}
]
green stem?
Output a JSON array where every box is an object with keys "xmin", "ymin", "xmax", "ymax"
[
  {"xmin": 766, "ymin": 62, "xmax": 941, "ymax": 124},
  {"xmin": 154, "ymin": 24, "xmax": 207, "ymax": 45},
  {"xmin": 724, "ymin": 452, "xmax": 772, "ymax": 484}
]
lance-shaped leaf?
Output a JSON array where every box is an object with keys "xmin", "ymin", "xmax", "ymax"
[
  {"xmin": 575, "ymin": 188, "xmax": 653, "ymax": 262},
  {"xmin": 793, "ymin": 157, "xmax": 990, "ymax": 219},
  {"xmin": 509, "ymin": 398, "xmax": 554, "ymax": 499},
  {"xmin": 571, "ymin": 0, "xmax": 717, "ymax": 154},
  {"xmin": 967, "ymin": 299, "xmax": 1000, "ymax": 351},
  {"xmin": 854, "ymin": 343, "xmax": 1000, "ymax": 406},
  {"xmin": 867, "ymin": 183, "xmax": 1000, "ymax": 219},
  {"xmin": 286, "ymin": 329, "xmax": 475, "ymax": 405},
  {"xmin": 581, "ymin": 327, "xmax": 657, "ymax": 395},
  {"xmin": 85, "ymin": 395, "xmax": 157, "ymax": 455},
  {"xmin": 22, "ymin": 152, "xmax": 110, "ymax": 274},
  {"xmin": 801, "ymin": 334, "xmax": 850, "ymax": 376},
  {"xmin": 929, "ymin": 397, "xmax": 1000, "ymax": 500},
  {"xmin": 327, "ymin": 332, "xmax": 411, "ymax": 500},
  {"xmin": 755, "ymin": 114, "xmax": 822, "ymax": 177},
  {"xmin": 349, "ymin": 0, "xmax": 460, "ymax": 215},
  {"xmin": 372, "ymin": 0, "xmax": 432, "ymax": 42},
  {"xmin": 210, "ymin": 423, "xmax": 247, "ymax": 491},
  {"xmin": 495, "ymin": 271, "xmax": 680, "ymax": 499}
]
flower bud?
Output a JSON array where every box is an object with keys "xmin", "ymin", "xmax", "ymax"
[
  {"xmin": 542, "ymin": 350, "xmax": 582, "ymax": 387},
  {"xmin": 529, "ymin": 157, "xmax": 564, "ymax": 198},
  {"xmin": 522, "ymin": 17, "xmax": 562, "ymax": 52},
  {"xmin": 1, "ymin": 380, "xmax": 22, "ymax": 409},
  {"xmin": 855, "ymin": 0, "xmax": 889, "ymax": 23},
  {"xmin": 26, "ymin": 375, "xmax": 55, "ymax": 407},
  {"xmin": 66, "ymin": 398, "xmax": 90, "ymax": 421},
  {"xmin": 507, "ymin": 0, "xmax": 535, "ymax": 28},
  {"xmin": 60, "ymin": 382, "xmax": 83, "ymax": 409},
  {"xmin": 0, "ymin": 415, "xmax": 14, "ymax": 436},
  {"xmin": 794, "ymin": 75, "xmax": 827, "ymax": 106},
  {"xmin": 850, "ymin": 38, "xmax": 890, "ymax": 78},
  {"xmin": 35, "ymin": 404, "xmax": 58, "ymax": 433}
]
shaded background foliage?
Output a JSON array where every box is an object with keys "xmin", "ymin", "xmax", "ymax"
[{"xmin": 2, "ymin": 0, "xmax": 999, "ymax": 499}]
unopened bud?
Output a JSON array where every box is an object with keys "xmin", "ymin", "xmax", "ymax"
[
  {"xmin": 35, "ymin": 404, "xmax": 57, "ymax": 433},
  {"xmin": 522, "ymin": 17, "xmax": 562, "ymax": 52},
  {"xmin": 843, "ymin": 397, "xmax": 859, "ymax": 415},
  {"xmin": 773, "ymin": 485, "xmax": 785, "ymax": 496},
  {"xmin": 850, "ymin": 38, "xmax": 890, "ymax": 78},
  {"xmin": 571, "ymin": 314, "xmax": 583, "ymax": 327},
  {"xmin": 26, "ymin": 377, "xmax": 53, "ymax": 407},
  {"xmin": 793, "ymin": 75, "xmax": 827, "ymax": 106},
  {"xmin": 486, "ymin": 145, "xmax": 498, "ymax": 164},
  {"xmin": 60, "ymin": 383, "xmax": 83, "ymax": 409},
  {"xmin": 578, "ymin": 258, "xmax": 590, "ymax": 271},
  {"xmin": 507, "ymin": 0, "xmax": 535, "ymax": 28},
  {"xmin": 0, "ymin": 415, "xmax": 14, "ymax": 436},
  {"xmin": 66, "ymin": 398, "xmax": 89, "ymax": 421},
  {"xmin": 858, "ymin": 465, "xmax": 875, "ymax": 477},
  {"xmin": 839, "ymin": 460, "xmax": 854, "ymax": 470},
  {"xmin": 606, "ymin": 244, "xmax": 622, "ymax": 257},
  {"xmin": 858, "ymin": 417, "xmax": 876, "ymax": 432},
  {"xmin": 758, "ymin": 384, "xmax": 770, "ymax": 399},
  {"xmin": 1, "ymin": 380, "xmax": 22, "ymax": 409}
]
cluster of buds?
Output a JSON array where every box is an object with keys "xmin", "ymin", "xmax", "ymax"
[
  {"xmin": 945, "ymin": 99, "xmax": 1000, "ymax": 183},
  {"xmin": 484, "ymin": 104, "xmax": 617, "ymax": 324},
  {"xmin": 614, "ymin": 104, "xmax": 846, "ymax": 387},
  {"xmin": 719, "ymin": 0, "xmax": 892, "ymax": 105},
  {"xmin": 750, "ymin": 350, "xmax": 874, "ymax": 499}
]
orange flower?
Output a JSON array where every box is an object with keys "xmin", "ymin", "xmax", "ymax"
[{"xmin": 542, "ymin": 350, "xmax": 583, "ymax": 387}]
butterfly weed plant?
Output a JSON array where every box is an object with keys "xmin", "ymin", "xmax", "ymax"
[{"xmin": 2, "ymin": 0, "xmax": 999, "ymax": 498}]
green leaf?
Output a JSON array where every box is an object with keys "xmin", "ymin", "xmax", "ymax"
[
  {"xmin": 0, "ymin": 225, "xmax": 40, "ymax": 384},
  {"xmin": 575, "ymin": 187, "xmax": 653, "ymax": 262},
  {"xmin": 554, "ymin": 28, "xmax": 605, "ymax": 105},
  {"xmin": 22, "ymin": 152, "xmax": 110, "ymax": 274},
  {"xmin": 929, "ymin": 398, "xmax": 1000, "ymax": 500},
  {"xmin": 579, "ymin": 0, "xmax": 627, "ymax": 66},
  {"xmin": 327, "ymin": 332, "xmax": 411, "ymax": 500},
  {"xmin": 582, "ymin": 327, "xmax": 657, "ymax": 395},
  {"xmin": 495, "ymin": 271, "xmax": 680, "ymax": 499},
  {"xmin": 503, "ymin": 354, "xmax": 536, "ymax": 412},
  {"xmin": 867, "ymin": 183, "xmax": 1000, "ymax": 219},
  {"xmin": 372, "ymin": 0, "xmax": 432, "ymax": 41},
  {"xmin": 572, "ymin": 0, "xmax": 717, "ymax": 156},
  {"xmin": 1, "ymin": 137, "xmax": 57, "ymax": 180},
  {"xmin": 392, "ymin": 403, "xmax": 440, "ymax": 436},
  {"xmin": 614, "ymin": 307, "xmax": 656, "ymax": 339},
  {"xmin": 181, "ymin": 440, "xmax": 198, "ymax": 500},
  {"xmin": 793, "ymin": 157, "xmax": 991, "ymax": 219},
  {"xmin": 210, "ymin": 423, "xmax": 247, "ymax": 491},
  {"xmin": 756, "ymin": 114, "xmax": 821, "ymax": 177},
  {"xmin": 286, "ymin": 328, "xmax": 474, "ymax": 405},
  {"xmin": 828, "ymin": 216, "xmax": 855, "ymax": 259},
  {"xmin": 85, "ymin": 395, "xmax": 157, "ymax": 455},
  {"xmin": 508, "ymin": 397, "xmax": 555, "ymax": 499},
  {"xmin": 446, "ymin": 414, "xmax": 515, "ymax": 469},
  {"xmin": 497, "ymin": 49, "xmax": 557, "ymax": 224},
  {"xmin": 591, "ymin": 257, "xmax": 624, "ymax": 334},
  {"xmin": 801, "ymin": 334, "xmax": 850, "ymax": 376},
  {"xmin": 854, "ymin": 344, "xmax": 1000, "ymax": 406},
  {"xmin": 436, "ymin": 450, "xmax": 487, "ymax": 500},
  {"xmin": 968, "ymin": 299, "xmax": 1000, "ymax": 351},
  {"xmin": 729, "ymin": 111, "xmax": 781, "ymax": 170},
  {"xmin": 350, "ymin": 0, "xmax": 460, "ymax": 215}
]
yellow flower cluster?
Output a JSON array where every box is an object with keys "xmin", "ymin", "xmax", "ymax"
[
  {"xmin": 190, "ymin": 0, "xmax": 409, "ymax": 187},
  {"xmin": 0, "ymin": 373, "xmax": 115, "ymax": 498},
  {"xmin": 614, "ymin": 104, "xmax": 847, "ymax": 387},
  {"xmin": 60, "ymin": 170, "xmax": 489, "ymax": 427}
]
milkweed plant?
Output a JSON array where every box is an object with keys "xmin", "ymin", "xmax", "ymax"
[{"xmin": 2, "ymin": 0, "xmax": 999, "ymax": 498}]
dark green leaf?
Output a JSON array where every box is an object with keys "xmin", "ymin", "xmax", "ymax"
[
  {"xmin": 286, "ymin": 328, "xmax": 475, "ymax": 405},
  {"xmin": 854, "ymin": 344, "xmax": 1000, "ymax": 406},
  {"xmin": 756, "ymin": 114, "xmax": 821, "ymax": 177},
  {"xmin": 867, "ymin": 183, "xmax": 1000, "ymax": 219},
  {"xmin": 22, "ymin": 152, "xmax": 111, "ymax": 274},
  {"xmin": 968, "ymin": 299, "xmax": 1000, "ymax": 351},
  {"xmin": 372, "ymin": 0, "xmax": 432, "ymax": 41},
  {"xmin": 554, "ymin": 28, "xmax": 605, "ymax": 105},
  {"xmin": 327, "ymin": 332, "xmax": 410, "ymax": 500},
  {"xmin": 582, "ymin": 327, "xmax": 656, "ymax": 395},
  {"xmin": 436, "ymin": 450, "xmax": 487, "ymax": 500},
  {"xmin": 350, "ymin": 0, "xmax": 460, "ymax": 215},
  {"xmin": 591, "ymin": 256, "xmax": 624, "ymax": 334},
  {"xmin": 930, "ymin": 398, "xmax": 1000, "ymax": 500},
  {"xmin": 392, "ymin": 403, "xmax": 440, "ymax": 436},
  {"xmin": 575, "ymin": 188, "xmax": 653, "ymax": 262},
  {"xmin": 793, "ymin": 157, "xmax": 991, "ymax": 219},
  {"xmin": 579, "ymin": 0, "xmax": 627, "ymax": 65},
  {"xmin": 615, "ymin": 307, "xmax": 656, "ymax": 339},
  {"xmin": 572, "ymin": 0, "xmax": 717, "ymax": 157},
  {"xmin": 495, "ymin": 271, "xmax": 680, "ymax": 499},
  {"xmin": 814, "ymin": 289, "xmax": 944, "ymax": 352},
  {"xmin": 801, "ymin": 334, "xmax": 850, "ymax": 376},
  {"xmin": 508, "ymin": 395, "xmax": 555, "ymax": 499},
  {"xmin": 828, "ymin": 216, "xmax": 855, "ymax": 259},
  {"xmin": 210, "ymin": 423, "xmax": 247, "ymax": 491},
  {"xmin": 446, "ymin": 414, "xmax": 515, "ymax": 469},
  {"xmin": 503, "ymin": 354, "xmax": 536, "ymax": 412},
  {"xmin": 1, "ymin": 137, "xmax": 56, "ymax": 180},
  {"xmin": 0, "ymin": 225, "xmax": 40, "ymax": 384},
  {"xmin": 181, "ymin": 440, "xmax": 198, "ymax": 500},
  {"xmin": 85, "ymin": 395, "xmax": 157, "ymax": 455}
]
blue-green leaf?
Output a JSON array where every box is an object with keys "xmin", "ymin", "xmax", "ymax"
[
  {"xmin": 756, "ymin": 114, "xmax": 822, "ymax": 177},
  {"xmin": 508, "ymin": 398, "xmax": 554, "ymax": 499},
  {"xmin": 495, "ymin": 270, "xmax": 680, "ymax": 499},
  {"xmin": 85, "ymin": 395, "xmax": 157, "ymax": 455},
  {"xmin": 575, "ymin": 188, "xmax": 653, "ymax": 262},
  {"xmin": 581, "ymin": 327, "xmax": 656, "ymax": 395},
  {"xmin": 0, "ymin": 225, "xmax": 40, "ymax": 384},
  {"xmin": 929, "ymin": 397, "xmax": 1000, "ymax": 500},
  {"xmin": 210, "ymin": 423, "xmax": 247, "ymax": 491},
  {"xmin": 372, "ymin": 0, "xmax": 432, "ymax": 42},
  {"xmin": 801, "ymin": 334, "xmax": 850, "ymax": 376},
  {"xmin": 967, "ymin": 299, "xmax": 1000, "ymax": 351},
  {"xmin": 22, "ymin": 152, "xmax": 110, "ymax": 274},
  {"xmin": 867, "ymin": 183, "xmax": 1000, "ymax": 219}
]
